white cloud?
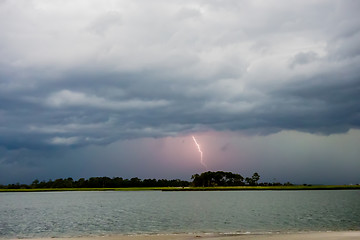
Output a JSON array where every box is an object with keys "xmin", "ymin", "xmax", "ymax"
[
  {"xmin": 49, "ymin": 136, "xmax": 80, "ymax": 145},
  {"xmin": 46, "ymin": 90, "xmax": 169, "ymax": 110},
  {"xmin": 28, "ymin": 122, "xmax": 108, "ymax": 134}
]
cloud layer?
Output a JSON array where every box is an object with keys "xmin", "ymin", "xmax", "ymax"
[{"xmin": 1, "ymin": 0, "xmax": 359, "ymax": 150}]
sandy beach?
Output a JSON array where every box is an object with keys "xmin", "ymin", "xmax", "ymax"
[{"xmin": 12, "ymin": 231, "xmax": 360, "ymax": 240}]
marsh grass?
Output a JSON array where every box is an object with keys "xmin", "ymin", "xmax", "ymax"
[
  {"xmin": 1, "ymin": 185, "xmax": 359, "ymax": 192},
  {"xmin": 165, "ymin": 185, "xmax": 360, "ymax": 191}
]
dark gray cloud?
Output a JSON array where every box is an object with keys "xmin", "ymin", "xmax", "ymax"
[
  {"xmin": 289, "ymin": 51, "xmax": 319, "ymax": 68},
  {"xmin": 0, "ymin": 0, "xmax": 360, "ymax": 184},
  {"xmin": 1, "ymin": 1, "xmax": 359, "ymax": 148}
]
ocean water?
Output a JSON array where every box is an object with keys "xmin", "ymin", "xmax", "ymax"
[{"xmin": 0, "ymin": 190, "xmax": 359, "ymax": 238}]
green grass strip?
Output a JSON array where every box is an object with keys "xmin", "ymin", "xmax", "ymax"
[{"xmin": 1, "ymin": 185, "xmax": 359, "ymax": 192}]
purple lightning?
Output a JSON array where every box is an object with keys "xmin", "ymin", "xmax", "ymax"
[{"xmin": 192, "ymin": 136, "xmax": 207, "ymax": 170}]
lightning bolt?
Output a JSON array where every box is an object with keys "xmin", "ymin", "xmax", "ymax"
[{"xmin": 192, "ymin": 136, "xmax": 207, "ymax": 170}]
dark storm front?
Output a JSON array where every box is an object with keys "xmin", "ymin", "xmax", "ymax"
[{"xmin": 0, "ymin": 190, "xmax": 359, "ymax": 238}]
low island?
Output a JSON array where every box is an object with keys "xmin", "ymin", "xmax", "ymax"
[{"xmin": 1, "ymin": 171, "xmax": 359, "ymax": 192}]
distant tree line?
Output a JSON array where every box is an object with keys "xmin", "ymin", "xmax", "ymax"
[
  {"xmin": 0, "ymin": 171, "xmax": 293, "ymax": 189},
  {"xmin": 1, "ymin": 177, "xmax": 190, "ymax": 189},
  {"xmin": 191, "ymin": 171, "xmax": 258, "ymax": 187},
  {"xmin": 191, "ymin": 171, "xmax": 293, "ymax": 187}
]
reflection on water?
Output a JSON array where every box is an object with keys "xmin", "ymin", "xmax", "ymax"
[{"xmin": 0, "ymin": 190, "xmax": 359, "ymax": 238}]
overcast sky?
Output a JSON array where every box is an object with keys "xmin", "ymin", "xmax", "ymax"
[{"xmin": 1, "ymin": 0, "xmax": 359, "ymax": 185}]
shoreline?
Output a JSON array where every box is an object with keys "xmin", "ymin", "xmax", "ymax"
[
  {"xmin": 5, "ymin": 231, "xmax": 360, "ymax": 240},
  {"xmin": 1, "ymin": 185, "xmax": 360, "ymax": 192}
]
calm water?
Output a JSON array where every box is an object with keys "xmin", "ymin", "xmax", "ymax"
[{"xmin": 0, "ymin": 190, "xmax": 359, "ymax": 238}]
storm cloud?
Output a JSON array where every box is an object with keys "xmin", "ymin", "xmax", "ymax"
[{"xmin": 0, "ymin": 1, "xmax": 359, "ymax": 184}]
